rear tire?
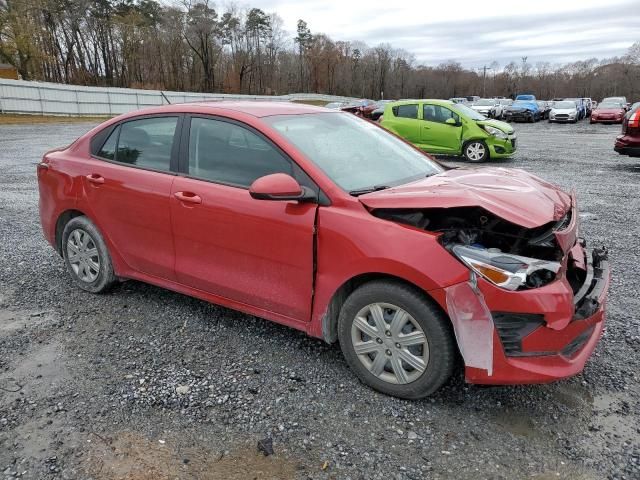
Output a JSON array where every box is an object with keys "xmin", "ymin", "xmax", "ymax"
[
  {"xmin": 338, "ymin": 281, "xmax": 456, "ymax": 399},
  {"xmin": 463, "ymin": 140, "xmax": 489, "ymax": 162},
  {"xmin": 62, "ymin": 216, "xmax": 116, "ymax": 293}
]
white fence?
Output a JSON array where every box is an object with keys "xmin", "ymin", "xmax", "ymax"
[{"xmin": 0, "ymin": 79, "xmax": 357, "ymax": 116}]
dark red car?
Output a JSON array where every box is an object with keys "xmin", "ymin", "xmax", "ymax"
[
  {"xmin": 590, "ymin": 101, "xmax": 626, "ymax": 124},
  {"xmin": 38, "ymin": 102, "xmax": 610, "ymax": 399},
  {"xmin": 615, "ymin": 104, "xmax": 640, "ymax": 157},
  {"xmin": 340, "ymin": 99, "xmax": 378, "ymax": 118}
]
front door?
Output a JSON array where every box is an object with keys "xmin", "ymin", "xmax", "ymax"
[
  {"xmin": 170, "ymin": 116, "xmax": 317, "ymax": 321},
  {"xmin": 420, "ymin": 104, "xmax": 463, "ymax": 153}
]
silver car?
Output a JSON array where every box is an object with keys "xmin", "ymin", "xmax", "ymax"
[
  {"xmin": 470, "ymin": 99, "xmax": 503, "ymax": 119},
  {"xmin": 548, "ymin": 100, "xmax": 578, "ymax": 123}
]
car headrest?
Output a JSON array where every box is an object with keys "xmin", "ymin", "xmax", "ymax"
[{"xmin": 120, "ymin": 127, "xmax": 150, "ymax": 148}]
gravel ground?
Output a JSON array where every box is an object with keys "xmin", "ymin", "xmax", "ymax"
[{"xmin": 0, "ymin": 118, "xmax": 639, "ymax": 480}]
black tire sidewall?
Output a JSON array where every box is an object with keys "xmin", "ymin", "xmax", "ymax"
[
  {"xmin": 338, "ymin": 281, "xmax": 456, "ymax": 400},
  {"xmin": 62, "ymin": 216, "xmax": 115, "ymax": 293}
]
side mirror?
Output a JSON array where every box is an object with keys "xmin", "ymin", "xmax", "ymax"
[
  {"xmin": 445, "ymin": 117, "xmax": 458, "ymax": 126},
  {"xmin": 249, "ymin": 173, "xmax": 314, "ymax": 202}
]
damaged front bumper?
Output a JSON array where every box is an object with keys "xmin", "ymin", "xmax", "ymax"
[{"xmin": 443, "ymin": 243, "xmax": 610, "ymax": 385}]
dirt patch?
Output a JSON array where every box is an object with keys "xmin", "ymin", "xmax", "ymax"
[
  {"xmin": 83, "ymin": 432, "xmax": 300, "ymax": 480},
  {"xmin": 0, "ymin": 113, "xmax": 110, "ymax": 125},
  {"xmin": 289, "ymin": 99, "xmax": 328, "ymax": 107},
  {"xmin": 0, "ymin": 309, "xmax": 53, "ymax": 334}
]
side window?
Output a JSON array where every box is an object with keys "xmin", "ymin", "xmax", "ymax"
[
  {"xmin": 426, "ymin": 105, "xmax": 460, "ymax": 124},
  {"xmin": 97, "ymin": 127, "xmax": 118, "ymax": 160},
  {"xmin": 392, "ymin": 104, "xmax": 418, "ymax": 119},
  {"xmin": 115, "ymin": 117, "xmax": 178, "ymax": 171},
  {"xmin": 188, "ymin": 117, "xmax": 292, "ymax": 187},
  {"xmin": 423, "ymin": 104, "xmax": 437, "ymax": 122}
]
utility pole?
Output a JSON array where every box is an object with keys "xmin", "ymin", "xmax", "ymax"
[
  {"xmin": 482, "ymin": 65, "xmax": 487, "ymax": 97},
  {"xmin": 479, "ymin": 65, "xmax": 495, "ymax": 97}
]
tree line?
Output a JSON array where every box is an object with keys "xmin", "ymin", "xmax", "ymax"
[{"xmin": 1, "ymin": 0, "xmax": 639, "ymax": 101}]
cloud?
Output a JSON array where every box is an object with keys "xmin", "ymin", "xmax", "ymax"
[{"xmin": 239, "ymin": 0, "xmax": 640, "ymax": 67}]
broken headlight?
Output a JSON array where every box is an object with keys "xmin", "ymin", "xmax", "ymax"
[
  {"xmin": 483, "ymin": 125, "xmax": 508, "ymax": 139},
  {"xmin": 451, "ymin": 245, "xmax": 561, "ymax": 291}
]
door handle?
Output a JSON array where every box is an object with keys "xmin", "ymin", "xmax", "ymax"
[
  {"xmin": 174, "ymin": 191, "xmax": 202, "ymax": 204},
  {"xmin": 86, "ymin": 174, "xmax": 104, "ymax": 185},
  {"xmin": 423, "ymin": 125, "xmax": 431, "ymax": 129}
]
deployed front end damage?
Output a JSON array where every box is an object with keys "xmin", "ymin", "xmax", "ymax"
[{"xmin": 372, "ymin": 199, "xmax": 611, "ymax": 384}]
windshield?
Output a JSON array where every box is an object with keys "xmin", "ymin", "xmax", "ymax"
[
  {"xmin": 474, "ymin": 99, "xmax": 495, "ymax": 106},
  {"xmin": 512, "ymin": 100, "xmax": 532, "ymax": 107},
  {"xmin": 452, "ymin": 103, "xmax": 486, "ymax": 120},
  {"xmin": 554, "ymin": 101, "xmax": 576, "ymax": 109},
  {"xmin": 264, "ymin": 113, "xmax": 443, "ymax": 193}
]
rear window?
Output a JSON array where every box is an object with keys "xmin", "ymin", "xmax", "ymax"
[
  {"xmin": 97, "ymin": 128, "xmax": 118, "ymax": 160},
  {"xmin": 94, "ymin": 116, "xmax": 178, "ymax": 172},
  {"xmin": 392, "ymin": 104, "xmax": 418, "ymax": 119}
]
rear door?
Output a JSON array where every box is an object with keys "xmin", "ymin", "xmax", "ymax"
[
  {"xmin": 388, "ymin": 104, "xmax": 420, "ymax": 144},
  {"xmin": 80, "ymin": 115, "xmax": 181, "ymax": 280},
  {"xmin": 170, "ymin": 115, "xmax": 317, "ymax": 321},
  {"xmin": 420, "ymin": 104, "xmax": 463, "ymax": 153}
]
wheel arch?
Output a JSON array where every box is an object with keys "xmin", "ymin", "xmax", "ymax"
[
  {"xmin": 462, "ymin": 138, "xmax": 490, "ymax": 160},
  {"xmin": 54, "ymin": 209, "xmax": 86, "ymax": 256},
  {"xmin": 320, "ymin": 272, "xmax": 450, "ymax": 345}
]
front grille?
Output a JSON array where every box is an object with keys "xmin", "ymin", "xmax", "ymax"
[
  {"xmin": 493, "ymin": 313, "xmax": 545, "ymax": 356},
  {"xmin": 555, "ymin": 114, "xmax": 569, "ymax": 119},
  {"xmin": 511, "ymin": 139, "xmax": 516, "ymax": 148}
]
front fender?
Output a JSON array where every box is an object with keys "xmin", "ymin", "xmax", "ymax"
[{"xmin": 307, "ymin": 204, "xmax": 469, "ymax": 338}]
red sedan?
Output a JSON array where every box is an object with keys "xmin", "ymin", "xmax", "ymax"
[
  {"xmin": 615, "ymin": 104, "xmax": 640, "ymax": 157},
  {"xmin": 590, "ymin": 101, "xmax": 626, "ymax": 124},
  {"xmin": 37, "ymin": 102, "xmax": 610, "ymax": 399}
]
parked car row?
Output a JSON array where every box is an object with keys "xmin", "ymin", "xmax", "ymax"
[{"xmin": 326, "ymin": 95, "xmax": 637, "ymax": 161}]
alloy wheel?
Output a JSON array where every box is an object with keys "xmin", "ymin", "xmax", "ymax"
[
  {"xmin": 466, "ymin": 142, "xmax": 486, "ymax": 161},
  {"xmin": 350, "ymin": 302, "xmax": 429, "ymax": 385},
  {"xmin": 66, "ymin": 228, "xmax": 100, "ymax": 283}
]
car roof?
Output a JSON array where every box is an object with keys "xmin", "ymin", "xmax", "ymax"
[
  {"xmin": 185, "ymin": 101, "xmax": 328, "ymax": 117},
  {"xmin": 389, "ymin": 99, "xmax": 454, "ymax": 106},
  {"xmin": 116, "ymin": 101, "xmax": 331, "ymax": 119}
]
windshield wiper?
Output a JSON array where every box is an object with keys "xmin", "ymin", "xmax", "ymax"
[{"xmin": 349, "ymin": 185, "xmax": 390, "ymax": 196}]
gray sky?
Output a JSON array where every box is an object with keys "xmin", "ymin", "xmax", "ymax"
[{"xmin": 238, "ymin": 0, "xmax": 640, "ymax": 67}]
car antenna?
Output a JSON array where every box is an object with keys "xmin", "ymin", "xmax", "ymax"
[{"xmin": 160, "ymin": 91, "xmax": 172, "ymax": 105}]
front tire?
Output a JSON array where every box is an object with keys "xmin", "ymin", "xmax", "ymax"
[
  {"xmin": 62, "ymin": 216, "xmax": 116, "ymax": 293},
  {"xmin": 338, "ymin": 281, "xmax": 456, "ymax": 399},
  {"xmin": 463, "ymin": 140, "xmax": 489, "ymax": 162}
]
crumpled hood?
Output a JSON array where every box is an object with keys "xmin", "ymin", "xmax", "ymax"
[
  {"xmin": 507, "ymin": 101, "xmax": 538, "ymax": 112},
  {"xmin": 476, "ymin": 118, "xmax": 514, "ymax": 134},
  {"xmin": 359, "ymin": 167, "xmax": 572, "ymax": 229}
]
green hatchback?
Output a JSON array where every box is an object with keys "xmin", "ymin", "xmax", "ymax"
[{"xmin": 380, "ymin": 99, "xmax": 516, "ymax": 162}]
